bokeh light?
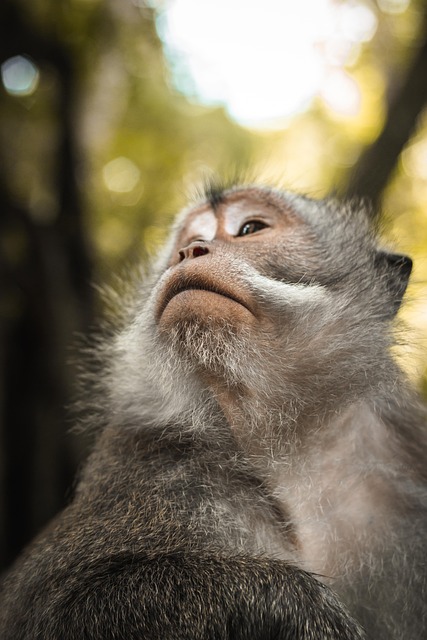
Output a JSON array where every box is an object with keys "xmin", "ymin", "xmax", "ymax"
[
  {"xmin": 102, "ymin": 157, "xmax": 141, "ymax": 193},
  {"xmin": 1, "ymin": 55, "xmax": 40, "ymax": 96}
]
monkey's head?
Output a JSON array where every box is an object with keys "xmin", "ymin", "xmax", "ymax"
[{"xmin": 110, "ymin": 185, "xmax": 412, "ymax": 429}]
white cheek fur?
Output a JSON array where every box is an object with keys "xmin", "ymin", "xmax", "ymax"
[{"xmin": 243, "ymin": 268, "xmax": 330, "ymax": 311}]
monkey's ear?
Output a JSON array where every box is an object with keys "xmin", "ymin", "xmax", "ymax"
[{"xmin": 375, "ymin": 251, "xmax": 412, "ymax": 317}]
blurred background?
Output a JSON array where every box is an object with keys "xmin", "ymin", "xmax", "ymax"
[{"xmin": 1, "ymin": 0, "xmax": 427, "ymax": 571}]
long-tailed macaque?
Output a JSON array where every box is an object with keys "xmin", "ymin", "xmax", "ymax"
[{"xmin": 0, "ymin": 184, "xmax": 426, "ymax": 639}]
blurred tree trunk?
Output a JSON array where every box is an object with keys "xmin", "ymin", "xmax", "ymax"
[
  {"xmin": 344, "ymin": 10, "xmax": 427, "ymax": 207},
  {"xmin": 0, "ymin": 2, "xmax": 94, "ymax": 570}
]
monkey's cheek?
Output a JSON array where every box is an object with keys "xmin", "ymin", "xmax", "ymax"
[{"xmin": 157, "ymin": 290, "xmax": 256, "ymax": 331}]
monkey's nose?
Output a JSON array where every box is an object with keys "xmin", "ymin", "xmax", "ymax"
[{"xmin": 178, "ymin": 243, "xmax": 210, "ymax": 262}]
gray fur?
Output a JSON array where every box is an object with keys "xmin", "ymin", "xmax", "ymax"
[{"xmin": 0, "ymin": 184, "xmax": 425, "ymax": 639}]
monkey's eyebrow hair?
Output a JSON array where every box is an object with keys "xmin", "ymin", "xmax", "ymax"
[{"xmin": 204, "ymin": 182, "xmax": 227, "ymax": 208}]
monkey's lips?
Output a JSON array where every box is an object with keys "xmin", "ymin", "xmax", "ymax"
[{"xmin": 156, "ymin": 272, "xmax": 254, "ymax": 321}]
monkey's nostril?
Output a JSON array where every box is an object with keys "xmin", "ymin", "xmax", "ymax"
[
  {"xmin": 178, "ymin": 244, "xmax": 209, "ymax": 262},
  {"xmin": 192, "ymin": 246, "xmax": 209, "ymax": 258}
]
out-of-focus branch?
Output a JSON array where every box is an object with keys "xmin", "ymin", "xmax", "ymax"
[{"xmin": 345, "ymin": 12, "xmax": 427, "ymax": 206}]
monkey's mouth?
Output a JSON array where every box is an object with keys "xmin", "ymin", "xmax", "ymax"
[{"xmin": 156, "ymin": 273, "xmax": 253, "ymax": 320}]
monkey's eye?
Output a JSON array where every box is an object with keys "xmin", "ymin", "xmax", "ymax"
[{"xmin": 238, "ymin": 221, "xmax": 268, "ymax": 236}]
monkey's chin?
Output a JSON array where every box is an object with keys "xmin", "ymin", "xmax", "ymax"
[
  {"xmin": 157, "ymin": 289, "xmax": 256, "ymax": 331},
  {"xmin": 156, "ymin": 292, "xmax": 256, "ymax": 385}
]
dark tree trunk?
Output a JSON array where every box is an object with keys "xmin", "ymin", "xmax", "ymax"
[{"xmin": 0, "ymin": 2, "xmax": 94, "ymax": 570}]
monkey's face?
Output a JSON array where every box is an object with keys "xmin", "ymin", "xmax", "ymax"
[
  {"xmin": 153, "ymin": 188, "xmax": 328, "ymax": 384},
  {"xmin": 157, "ymin": 189, "xmax": 316, "ymax": 328}
]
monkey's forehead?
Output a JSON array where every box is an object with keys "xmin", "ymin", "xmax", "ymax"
[{"xmin": 175, "ymin": 186, "xmax": 302, "ymax": 227}]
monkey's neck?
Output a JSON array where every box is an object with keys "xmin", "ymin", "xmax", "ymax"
[{"xmin": 205, "ymin": 375, "xmax": 350, "ymax": 462}]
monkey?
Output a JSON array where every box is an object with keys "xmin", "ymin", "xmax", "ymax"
[{"xmin": 0, "ymin": 182, "xmax": 426, "ymax": 639}]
